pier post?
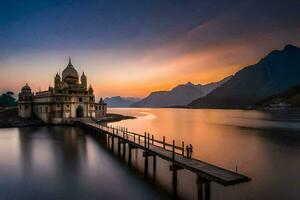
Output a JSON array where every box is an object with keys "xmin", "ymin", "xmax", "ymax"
[
  {"xmin": 172, "ymin": 167, "xmax": 178, "ymax": 198},
  {"xmin": 152, "ymin": 135, "xmax": 154, "ymax": 145},
  {"xmin": 172, "ymin": 140, "xmax": 175, "ymax": 161},
  {"xmin": 144, "ymin": 152, "xmax": 149, "ymax": 178},
  {"xmin": 163, "ymin": 136, "xmax": 165, "ymax": 149},
  {"xmin": 138, "ymin": 135, "xmax": 140, "ymax": 144},
  {"xmin": 197, "ymin": 176, "xmax": 211, "ymax": 200},
  {"xmin": 128, "ymin": 145, "xmax": 132, "ymax": 167},
  {"xmin": 182, "ymin": 141, "xmax": 184, "ymax": 156},
  {"xmin": 144, "ymin": 132, "xmax": 147, "ymax": 148},
  {"xmin": 197, "ymin": 176, "xmax": 203, "ymax": 200},
  {"xmin": 111, "ymin": 136, "xmax": 114, "ymax": 152},
  {"xmin": 122, "ymin": 140, "xmax": 126, "ymax": 160},
  {"xmin": 171, "ymin": 140, "xmax": 177, "ymax": 198},
  {"xmin": 204, "ymin": 181, "xmax": 211, "ymax": 200},
  {"xmin": 118, "ymin": 138, "xmax": 121, "ymax": 157},
  {"xmin": 153, "ymin": 155, "xmax": 156, "ymax": 179},
  {"xmin": 148, "ymin": 133, "xmax": 150, "ymax": 148}
]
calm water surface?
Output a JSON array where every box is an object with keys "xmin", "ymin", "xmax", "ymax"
[
  {"xmin": 1, "ymin": 108, "xmax": 300, "ymax": 200},
  {"xmin": 108, "ymin": 108, "xmax": 300, "ymax": 200},
  {"xmin": 0, "ymin": 126, "xmax": 168, "ymax": 200}
]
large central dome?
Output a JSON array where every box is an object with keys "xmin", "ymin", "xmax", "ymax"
[{"xmin": 62, "ymin": 57, "xmax": 79, "ymax": 83}]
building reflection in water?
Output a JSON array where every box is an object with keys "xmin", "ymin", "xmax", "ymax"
[{"xmin": 17, "ymin": 126, "xmax": 87, "ymax": 186}]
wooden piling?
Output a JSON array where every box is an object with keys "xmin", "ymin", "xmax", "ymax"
[
  {"xmin": 118, "ymin": 138, "xmax": 121, "ymax": 157},
  {"xmin": 128, "ymin": 145, "xmax": 132, "ymax": 167},
  {"xmin": 147, "ymin": 133, "xmax": 150, "ymax": 148},
  {"xmin": 111, "ymin": 136, "xmax": 114, "ymax": 152},
  {"xmin": 172, "ymin": 140, "xmax": 175, "ymax": 162},
  {"xmin": 152, "ymin": 135, "xmax": 154, "ymax": 145},
  {"xmin": 153, "ymin": 155, "xmax": 156, "ymax": 179},
  {"xmin": 144, "ymin": 152, "xmax": 148, "ymax": 178},
  {"xmin": 138, "ymin": 135, "xmax": 140, "ymax": 144},
  {"xmin": 144, "ymin": 132, "xmax": 147, "ymax": 148},
  {"xmin": 122, "ymin": 140, "xmax": 126, "ymax": 160},
  {"xmin": 204, "ymin": 182, "xmax": 211, "ymax": 200},
  {"xmin": 182, "ymin": 141, "xmax": 184, "ymax": 156},
  {"xmin": 197, "ymin": 176, "xmax": 203, "ymax": 200}
]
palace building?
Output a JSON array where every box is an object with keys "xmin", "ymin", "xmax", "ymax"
[{"xmin": 18, "ymin": 58, "xmax": 107, "ymax": 123}]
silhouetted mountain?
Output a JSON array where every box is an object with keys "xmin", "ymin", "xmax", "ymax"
[
  {"xmin": 189, "ymin": 44, "xmax": 300, "ymax": 108},
  {"xmin": 104, "ymin": 96, "xmax": 141, "ymax": 107},
  {"xmin": 0, "ymin": 92, "xmax": 17, "ymax": 107},
  {"xmin": 131, "ymin": 76, "xmax": 231, "ymax": 107},
  {"xmin": 256, "ymin": 84, "xmax": 300, "ymax": 108}
]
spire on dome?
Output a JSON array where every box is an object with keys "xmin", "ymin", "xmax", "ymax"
[{"xmin": 68, "ymin": 56, "xmax": 72, "ymax": 65}]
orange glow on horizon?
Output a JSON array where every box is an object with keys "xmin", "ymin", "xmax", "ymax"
[{"xmin": 1, "ymin": 38, "xmax": 300, "ymax": 98}]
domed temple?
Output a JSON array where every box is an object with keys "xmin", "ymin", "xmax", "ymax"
[{"xmin": 18, "ymin": 58, "xmax": 107, "ymax": 123}]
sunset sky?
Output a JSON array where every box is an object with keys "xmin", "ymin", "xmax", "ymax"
[{"xmin": 1, "ymin": 0, "xmax": 300, "ymax": 98}]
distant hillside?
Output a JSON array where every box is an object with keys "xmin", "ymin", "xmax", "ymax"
[
  {"xmin": 256, "ymin": 84, "xmax": 300, "ymax": 108},
  {"xmin": 131, "ymin": 76, "xmax": 231, "ymax": 108},
  {"xmin": 104, "ymin": 96, "xmax": 141, "ymax": 107},
  {"xmin": 0, "ymin": 92, "xmax": 17, "ymax": 107},
  {"xmin": 189, "ymin": 44, "xmax": 300, "ymax": 108}
]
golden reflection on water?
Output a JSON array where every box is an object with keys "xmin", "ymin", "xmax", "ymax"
[
  {"xmin": 108, "ymin": 108, "xmax": 300, "ymax": 172},
  {"xmin": 107, "ymin": 108, "xmax": 300, "ymax": 199}
]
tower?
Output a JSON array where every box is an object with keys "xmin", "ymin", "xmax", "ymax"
[
  {"xmin": 81, "ymin": 72, "xmax": 87, "ymax": 89},
  {"xmin": 18, "ymin": 83, "xmax": 33, "ymax": 118},
  {"xmin": 54, "ymin": 72, "xmax": 61, "ymax": 88},
  {"xmin": 88, "ymin": 84, "xmax": 94, "ymax": 95}
]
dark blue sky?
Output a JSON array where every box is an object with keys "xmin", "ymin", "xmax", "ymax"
[
  {"xmin": 1, "ymin": 0, "xmax": 300, "ymax": 97},
  {"xmin": 4, "ymin": 0, "xmax": 297, "ymax": 54}
]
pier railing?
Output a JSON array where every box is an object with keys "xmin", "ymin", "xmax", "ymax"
[{"xmin": 94, "ymin": 123, "xmax": 186, "ymax": 156}]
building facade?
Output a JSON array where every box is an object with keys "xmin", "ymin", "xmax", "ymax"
[{"xmin": 18, "ymin": 58, "xmax": 107, "ymax": 123}]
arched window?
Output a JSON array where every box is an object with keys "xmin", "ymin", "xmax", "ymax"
[{"xmin": 79, "ymin": 97, "xmax": 83, "ymax": 102}]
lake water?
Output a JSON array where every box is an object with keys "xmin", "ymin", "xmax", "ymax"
[
  {"xmin": 0, "ymin": 108, "xmax": 300, "ymax": 200},
  {"xmin": 0, "ymin": 126, "xmax": 168, "ymax": 200},
  {"xmin": 108, "ymin": 108, "xmax": 300, "ymax": 200}
]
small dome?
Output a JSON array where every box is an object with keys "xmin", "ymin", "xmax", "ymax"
[
  {"xmin": 62, "ymin": 57, "xmax": 79, "ymax": 80},
  {"xmin": 21, "ymin": 83, "xmax": 31, "ymax": 91}
]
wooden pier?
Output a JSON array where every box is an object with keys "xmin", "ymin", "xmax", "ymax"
[{"xmin": 78, "ymin": 119, "xmax": 250, "ymax": 200}]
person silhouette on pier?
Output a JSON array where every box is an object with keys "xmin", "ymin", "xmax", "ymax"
[{"xmin": 186, "ymin": 144, "xmax": 193, "ymax": 158}]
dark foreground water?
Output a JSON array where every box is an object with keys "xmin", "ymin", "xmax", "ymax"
[
  {"xmin": 1, "ymin": 108, "xmax": 300, "ymax": 200},
  {"xmin": 0, "ymin": 126, "xmax": 169, "ymax": 200}
]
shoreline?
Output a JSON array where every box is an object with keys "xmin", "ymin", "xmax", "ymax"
[{"xmin": 0, "ymin": 108, "xmax": 136, "ymax": 128}]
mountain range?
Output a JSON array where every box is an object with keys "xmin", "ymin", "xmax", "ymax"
[
  {"xmin": 104, "ymin": 96, "xmax": 141, "ymax": 107},
  {"xmin": 189, "ymin": 44, "xmax": 300, "ymax": 108},
  {"xmin": 131, "ymin": 76, "xmax": 231, "ymax": 107}
]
